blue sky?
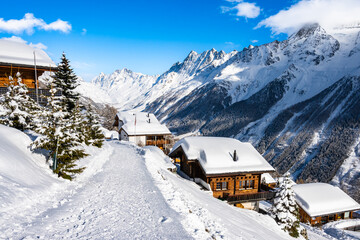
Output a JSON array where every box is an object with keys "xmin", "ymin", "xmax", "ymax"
[{"xmin": 1, "ymin": 0, "xmax": 358, "ymax": 81}]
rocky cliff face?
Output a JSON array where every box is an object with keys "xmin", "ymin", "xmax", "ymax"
[{"xmin": 81, "ymin": 23, "xmax": 360, "ymax": 201}]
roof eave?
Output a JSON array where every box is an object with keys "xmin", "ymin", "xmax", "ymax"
[{"xmin": 0, "ymin": 62, "xmax": 57, "ymax": 71}]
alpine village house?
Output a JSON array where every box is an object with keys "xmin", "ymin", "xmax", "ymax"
[
  {"xmin": 293, "ymin": 183, "xmax": 360, "ymax": 225},
  {"xmin": 169, "ymin": 136, "xmax": 276, "ymax": 211},
  {"xmin": 113, "ymin": 111, "xmax": 172, "ymax": 152},
  {"xmin": 0, "ymin": 38, "xmax": 57, "ymax": 103}
]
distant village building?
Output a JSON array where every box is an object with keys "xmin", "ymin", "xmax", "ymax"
[
  {"xmin": 169, "ymin": 136, "xmax": 275, "ymax": 211},
  {"xmin": 0, "ymin": 39, "xmax": 57, "ymax": 104},
  {"xmin": 293, "ymin": 183, "xmax": 360, "ymax": 225},
  {"xmin": 113, "ymin": 111, "xmax": 172, "ymax": 152}
]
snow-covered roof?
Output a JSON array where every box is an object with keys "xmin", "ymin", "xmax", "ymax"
[
  {"xmin": 117, "ymin": 111, "xmax": 171, "ymax": 136},
  {"xmin": 170, "ymin": 136, "xmax": 275, "ymax": 175},
  {"xmin": 261, "ymin": 173, "xmax": 276, "ymax": 184},
  {"xmin": 0, "ymin": 39, "xmax": 56, "ymax": 68},
  {"xmin": 293, "ymin": 183, "xmax": 360, "ymax": 217}
]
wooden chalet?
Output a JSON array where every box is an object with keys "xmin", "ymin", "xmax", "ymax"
[
  {"xmin": 113, "ymin": 111, "xmax": 172, "ymax": 152},
  {"xmin": 169, "ymin": 136, "xmax": 276, "ymax": 211},
  {"xmin": 0, "ymin": 38, "xmax": 57, "ymax": 104},
  {"xmin": 293, "ymin": 183, "xmax": 360, "ymax": 225}
]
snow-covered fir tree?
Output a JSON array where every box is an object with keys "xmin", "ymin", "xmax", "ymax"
[
  {"xmin": 53, "ymin": 53, "xmax": 80, "ymax": 113},
  {"xmin": 270, "ymin": 172, "xmax": 301, "ymax": 238},
  {"xmin": 70, "ymin": 101, "xmax": 87, "ymax": 144},
  {"xmin": 0, "ymin": 72, "xmax": 41, "ymax": 131},
  {"xmin": 84, "ymin": 104, "xmax": 104, "ymax": 148},
  {"xmin": 32, "ymin": 86, "xmax": 87, "ymax": 180}
]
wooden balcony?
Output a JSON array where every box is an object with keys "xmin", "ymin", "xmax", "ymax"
[
  {"xmin": 146, "ymin": 139, "xmax": 170, "ymax": 146},
  {"xmin": 227, "ymin": 191, "xmax": 275, "ymax": 204},
  {"xmin": 0, "ymin": 87, "xmax": 61, "ymax": 105}
]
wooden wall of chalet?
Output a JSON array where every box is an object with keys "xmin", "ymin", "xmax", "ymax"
[
  {"xmin": 299, "ymin": 206, "xmax": 355, "ymax": 225},
  {"xmin": 177, "ymin": 151, "xmax": 263, "ymax": 199},
  {"xmin": 0, "ymin": 65, "xmax": 47, "ymax": 88},
  {"xmin": 180, "ymin": 154, "xmax": 207, "ymax": 181},
  {"xmin": 209, "ymin": 174, "xmax": 260, "ymax": 199}
]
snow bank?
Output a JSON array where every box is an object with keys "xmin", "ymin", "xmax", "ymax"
[
  {"xmin": 117, "ymin": 111, "xmax": 171, "ymax": 135},
  {"xmin": 0, "ymin": 125, "xmax": 63, "ymax": 232},
  {"xmin": 0, "ymin": 39, "xmax": 56, "ymax": 68},
  {"xmin": 293, "ymin": 183, "xmax": 360, "ymax": 217},
  {"xmin": 170, "ymin": 136, "xmax": 274, "ymax": 174},
  {"xmin": 144, "ymin": 146, "xmax": 291, "ymax": 240}
]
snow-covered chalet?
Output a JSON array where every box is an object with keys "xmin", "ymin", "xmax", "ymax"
[
  {"xmin": 113, "ymin": 111, "xmax": 172, "ymax": 152},
  {"xmin": 293, "ymin": 183, "xmax": 360, "ymax": 225},
  {"xmin": 0, "ymin": 38, "xmax": 57, "ymax": 104},
  {"xmin": 169, "ymin": 136, "xmax": 276, "ymax": 211}
]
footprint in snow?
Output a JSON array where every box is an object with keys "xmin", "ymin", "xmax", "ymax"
[{"xmin": 158, "ymin": 216, "xmax": 172, "ymax": 223}]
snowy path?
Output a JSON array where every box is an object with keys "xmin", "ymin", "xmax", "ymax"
[{"xmin": 6, "ymin": 142, "xmax": 191, "ymax": 239}]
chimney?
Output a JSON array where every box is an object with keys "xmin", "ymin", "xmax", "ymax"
[{"xmin": 233, "ymin": 150, "xmax": 237, "ymax": 161}]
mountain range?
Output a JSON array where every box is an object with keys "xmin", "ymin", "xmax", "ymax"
[{"xmin": 79, "ymin": 23, "xmax": 360, "ymax": 201}]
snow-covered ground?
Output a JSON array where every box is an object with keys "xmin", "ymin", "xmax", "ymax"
[{"xmin": 0, "ymin": 125, "xmax": 342, "ymax": 239}]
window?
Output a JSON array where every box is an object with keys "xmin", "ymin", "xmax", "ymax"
[
  {"xmin": 245, "ymin": 180, "xmax": 250, "ymax": 189},
  {"xmin": 239, "ymin": 181, "xmax": 244, "ymax": 190},
  {"xmin": 222, "ymin": 182, "xmax": 227, "ymax": 190},
  {"xmin": 216, "ymin": 181, "xmax": 227, "ymax": 190},
  {"xmin": 250, "ymin": 180, "xmax": 254, "ymax": 189},
  {"xmin": 344, "ymin": 212, "xmax": 350, "ymax": 218}
]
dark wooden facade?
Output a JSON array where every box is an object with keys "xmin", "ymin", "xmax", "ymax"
[
  {"xmin": 299, "ymin": 206, "xmax": 356, "ymax": 225},
  {"xmin": 170, "ymin": 146, "xmax": 275, "ymax": 210},
  {"xmin": 0, "ymin": 64, "xmax": 54, "ymax": 89}
]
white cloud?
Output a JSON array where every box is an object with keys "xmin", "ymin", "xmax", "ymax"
[
  {"xmin": 0, "ymin": 13, "xmax": 71, "ymax": 35},
  {"xmin": 81, "ymin": 28, "xmax": 87, "ymax": 35},
  {"xmin": 29, "ymin": 42, "xmax": 47, "ymax": 50},
  {"xmin": 1, "ymin": 36, "xmax": 47, "ymax": 50},
  {"xmin": 225, "ymin": 41, "xmax": 234, "ymax": 45},
  {"xmin": 222, "ymin": 0, "xmax": 260, "ymax": 19},
  {"xmin": 256, "ymin": 0, "xmax": 360, "ymax": 35},
  {"xmin": 251, "ymin": 39, "xmax": 258, "ymax": 43}
]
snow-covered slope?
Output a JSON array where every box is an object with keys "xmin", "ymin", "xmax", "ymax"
[
  {"xmin": 79, "ymin": 23, "xmax": 360, "ymax": 201},
  {"xmin": 0, "ymin": 126, "xmax": 342, "ymax": 239},
  {"xmin": 0, "ymin": 130, "xmax": 292, "ymax": 239}
]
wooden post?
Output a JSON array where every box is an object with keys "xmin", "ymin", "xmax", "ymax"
[{"xmin": 33, "ymin": 51, "xmax": 39, "ymax": 104}]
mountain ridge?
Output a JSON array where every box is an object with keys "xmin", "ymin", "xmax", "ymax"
[{"xmin": 79, "ymin": 23, "xmax": 360, "ymax": 201}]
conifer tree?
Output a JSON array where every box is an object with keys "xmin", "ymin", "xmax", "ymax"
[
  {"xmin": 84, "ymin": 104, "xmax": 104, "ymax": 148},
  {"xmin": 271, "ymin": 172, "xmax": 301, "ymax": 238},
  {"xmin": 70, "ymin": 101, "xmax": 87, "ymax": 143},
  {"xmin": 0, "ymin": 72, "xmax": 41, "ymax": 131},
  {"xmin": 53, "ymin": 53, "xmax": 80, "ymax": 113},
  {"xmin": 32, "ymin": 86, "xmax": 87, "ymax": 180}
]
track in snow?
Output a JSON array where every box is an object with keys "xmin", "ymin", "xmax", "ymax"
[{"xmin": 11, "ymin": 142, "xmax": 191, "ymax": 239}]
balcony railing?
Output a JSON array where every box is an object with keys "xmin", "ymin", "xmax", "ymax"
[
  {"xmin": 0, "ymin": 87, "xmax": 61, "ymax": 105},
  {"xmin": 146, "ymin": 139, "xmax": 170, "ymax": 146},
  {"xmin": 227, "ymin": 191, "xmax": 275, "ymax": 203}
]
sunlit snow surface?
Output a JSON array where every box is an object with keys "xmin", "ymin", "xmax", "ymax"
[
  {"xmin": 0, "ymin": 125, "xmax": 344, "ymax": 239},
  {"xmin": 0, "ymin": 39, "xmax": 56, "ymax": 68}
]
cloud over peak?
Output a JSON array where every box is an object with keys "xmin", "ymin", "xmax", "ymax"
[
  {"xmin": 256, "ymin": 0, "xmax": 360, "ymax": 35},
  {"xmin": 0, "ymin": 13, "xmax": 71, "ymax": 35}
]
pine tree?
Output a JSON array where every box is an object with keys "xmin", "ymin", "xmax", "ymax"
[
  {"xmin": 70, "ymin": 101, "xmax": 87, "ymax": 143},
  {"xmin": 84, "ymin": 104, "xmax": 104, "ymax": 148},
  {"xmin": 0, "ymin": 72, "xmax": 41, "ymax": 131},
  {"xmin": 271, "ymin": 172, "xmax": 301, "ymax": 238},
  {"xmin": 53, "ymin": 53, "xmax": 80, "ymax": 113},
  {"xmin": 32, "ymin": 86, "xmax": 87, "ymax": 180}
]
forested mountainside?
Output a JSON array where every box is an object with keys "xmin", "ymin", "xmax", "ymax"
[{"xmin": 82, "ymin": 23, "xmax": 360, "ymax": 201}]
